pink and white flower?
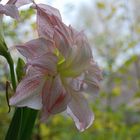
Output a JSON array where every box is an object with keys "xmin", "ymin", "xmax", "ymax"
[{"xmin": 10, "ymin": 3, "xmax": 102, "ymax": 132}]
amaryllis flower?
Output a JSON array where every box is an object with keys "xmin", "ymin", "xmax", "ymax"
[
  {"xmin": 0, "ymin": 0, "xmax": 32, "ymax": 19},
  {"xmin": 10, "ymin": 4, "xmax": 102, "ymax": 132}
]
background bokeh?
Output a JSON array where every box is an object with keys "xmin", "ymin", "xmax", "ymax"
[{"xmin": 0, "ymin": 0, "xmax": 140, "ymax": 139}]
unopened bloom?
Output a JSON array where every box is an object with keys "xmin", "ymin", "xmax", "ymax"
[{"xmin": 10, "ymin": 3, "xmax": 102, "ymax": 132}]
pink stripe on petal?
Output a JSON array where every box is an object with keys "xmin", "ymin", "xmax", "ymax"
[
  {"xmin": 41, "ymin": 75, "xmax": 71, "ymax": 121},
  {"xmin": 16, "ymin": 38, "xmax": 54, "ymax": 59},
  {"xmin": 34, "ymin": 4, "xmax": 63, "ymax": 39},
  {"xmin": 48, "ymin": 92, "xmax": 66, "ymax": 113},
  {"xmin": 28, "ymin": 52, "xmax": 58, "ymax": 74}
]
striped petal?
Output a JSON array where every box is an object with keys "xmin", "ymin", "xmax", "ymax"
[
  {"xmin": 34, "ymin": 4, "xmax": 62, "ymax": 38},
  {"xmin": 41, "ymin": 75, "xmax": 71, "ymax": 121},
  {"xmin": 84, "ymin": 60, "xmax": 103, "ymax": 94},
  {"xmin": 27, "ymin": 52, "xmax": 58, "ymax": 74},
  {"xmin": 53, "ymin": 27, "xmax": 72, "ymax": 59},
  {"xmin": 67, "ymin": 91, "xmax": 94, "ymax": 132},
  {"xmin": 16, "ymin": 38, "xmax": 54, "ymax": 59},
  {"xmin": 10, "ymin": 73, "xmax": 45, "ymax": 109}
]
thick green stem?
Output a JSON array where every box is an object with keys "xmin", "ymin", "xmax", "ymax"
[{"xmin": 5, "ymin": 108, "xmax": 38, "ymax": 140}]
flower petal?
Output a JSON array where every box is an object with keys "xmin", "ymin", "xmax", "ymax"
[
  {"xmin": 28, "ymin": 53, "xmax": 58, "ymax": 74},
  {"xmin": 34, "ymin": 4, "xmax": 62, "ymax": 38},
  {"xmin": 16, "ymin": 38, "xmax": 54, "ymax": 59},
  {"xmin": 69, "ymin": 31, "xmax": 92, "ymax": 71},
  {"xmin": 7, "ymin": 0, "xmax": 17, "ymax": 4},
  {"xmin": 53, "ymin": 26, "xmax": 72, "ymax": 59},
  {"xmin": 59, "ymin": 46, "xmax": 91, "ymax": 77},
  {"xmin": 84, "ymin": 60, "xmax": 103, "ymax": 94},
  {"xmin": 7, "ymin": 0, "xmax": 32, "ymax": 7},
  {"xmin": 16, "ymin": 0, "xmax": 32, "ymax": 7},
  {"xmin": 0, "ymin": 4, "xmax": 19, "ymax": 19},
  {"xmin": 67, "ymin": 91, "xmax": 94, "ymax": 132},
  {"xmin": 35, "ymin": 4, "xmax": 62, "ymax": 20},
  {"xmin": 41, "ymin": 75, "xmax": 71, "ymax": 121},
  {"xmin": 66, "ymin": 73, "xmax": 85, "ymax": 91},
  {"xmin": 10, "ymin": 73, "xmax": 45, "ymax": 109},
  {"xmin": 0, "ymin": 4, "xmax": 5, "ymax": 13}
]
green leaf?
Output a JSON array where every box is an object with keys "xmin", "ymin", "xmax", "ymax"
[
  {"xmin": 5, "ymin": 108, "xmax": 38, "ymax": 140},
  {"xmin": 0, "ymin": 33, "xmax": 8, "ymax": 57},
  {"xmin": 5, "ymin": 109, "xmax": 22, "ymax": 140},
  {"xmin": 17, "ymin": 108, "xmax": 38, "ymax": 140}
]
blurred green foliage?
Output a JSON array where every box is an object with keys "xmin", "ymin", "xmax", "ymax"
[
  {"xmin": 31, "ymin": 104, "xmax": 140, "ymax": 140},
  {"xmin": 0, "ymin": 0, "xmax": 140, "ymax": 140}
]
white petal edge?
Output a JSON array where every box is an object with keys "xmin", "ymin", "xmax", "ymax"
[
  {"xmin": 67, "ymin": 92, "xmax": 94, "ymax": 132},
  {"xmin": 10, "ymin": 74, "xmax": 45, "ymax": 110},
  {"xmin": 10, "ymin": 91, "xmax": 42, "ymax": 110}
]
